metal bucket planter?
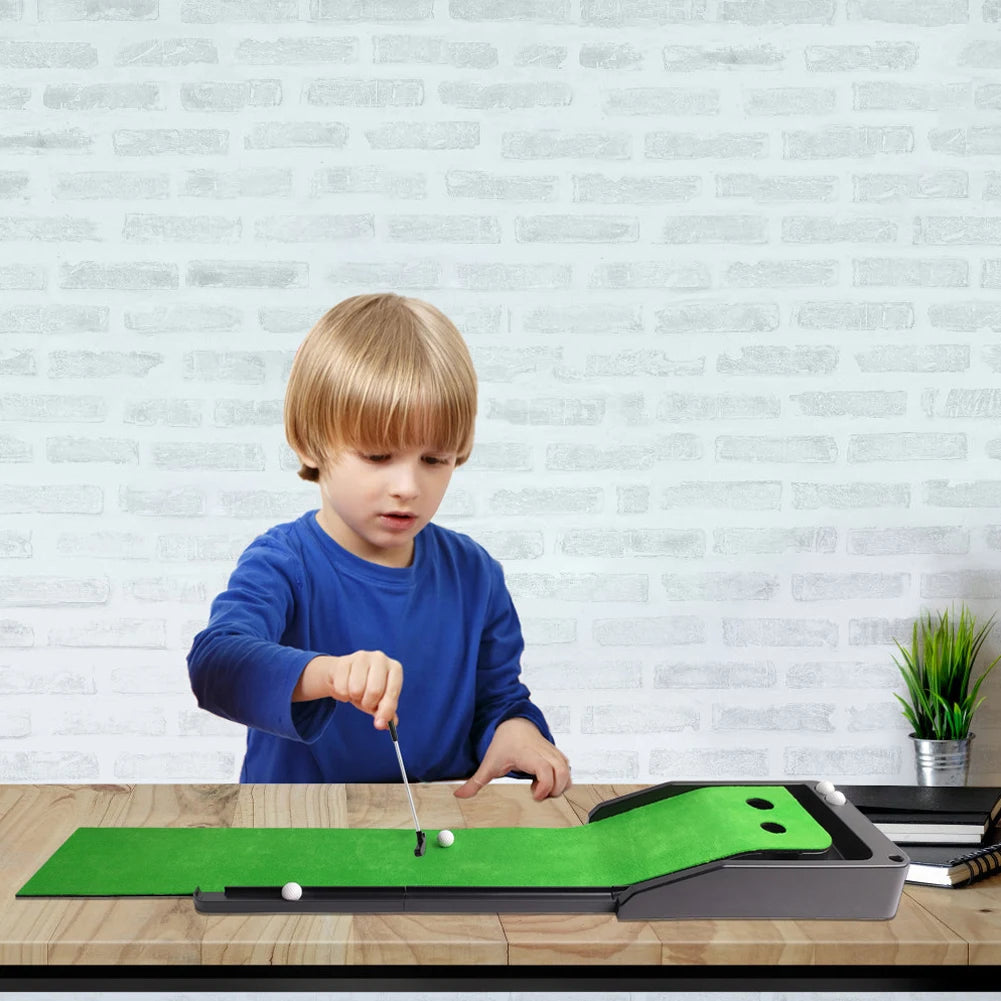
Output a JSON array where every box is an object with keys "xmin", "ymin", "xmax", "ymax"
[{"xmin": 911, "ymin": 733, "xmax": 973, "ymax": 786}]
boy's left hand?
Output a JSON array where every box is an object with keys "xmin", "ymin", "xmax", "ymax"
[{"xmin": 454, "ymin": 717, "xmax": 572, "ymax": 801}]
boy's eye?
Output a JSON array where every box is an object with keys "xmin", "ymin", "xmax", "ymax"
[{"xmin": 359, "ymin": 451, "xmax": 453, "ymax": 465}]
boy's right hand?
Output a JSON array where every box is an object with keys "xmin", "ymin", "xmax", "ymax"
[{"xmin": 293, "ymin": 651, "xmax": 402, "ymax": 730}]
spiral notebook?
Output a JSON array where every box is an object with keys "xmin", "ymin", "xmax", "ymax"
[{"xmin": 904, "ymin": 841, "xmax": 1001, "ymax": 887}]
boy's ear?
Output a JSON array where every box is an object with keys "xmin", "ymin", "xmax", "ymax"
[
  {"xmin": 293, "ymin": 448, "xmax": 321, "ymax": 473},
  {"xmin": 293, "ymin": 450, "xmax": 322, "ymax": 482}
]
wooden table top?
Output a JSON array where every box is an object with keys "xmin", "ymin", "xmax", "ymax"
[{"xmin": 0, "ymin": 781, "xmax": 997, "ymax": 974}]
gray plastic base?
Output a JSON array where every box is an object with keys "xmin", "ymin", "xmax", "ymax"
[{"xmin": 193, "ymin": 781, "xmax": 909, "ymax": 921}]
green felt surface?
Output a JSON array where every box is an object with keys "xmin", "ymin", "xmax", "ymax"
[{"xmin": 18, "ymin": 785, "xmax": 832, "ymax": 897}]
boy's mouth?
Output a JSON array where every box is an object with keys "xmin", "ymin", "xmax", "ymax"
[{"xmin": 379, "ymin": 512, "xmax": 417, "ymax": 530}]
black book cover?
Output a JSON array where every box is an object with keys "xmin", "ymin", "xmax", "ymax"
[{"xmin": 838, "ymin": 785, "xmax": 1001, "ymax": 825}]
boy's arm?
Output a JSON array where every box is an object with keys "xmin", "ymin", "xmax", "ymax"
[
  {"xmin": 186, "ymin": 537, "xmax": 332, "ymax": 742},
  {"xmin": 468, "ymin": 558, "xmax": 554, "ymax": 765},
  {"xmin": 455, "ymin": 556, "xmax": 570, "ymax": 799}
]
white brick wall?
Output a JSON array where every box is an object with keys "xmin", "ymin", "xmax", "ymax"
[{"xmin": 1, "ymin": 0, "xmax": 1000, "ymax": 786}]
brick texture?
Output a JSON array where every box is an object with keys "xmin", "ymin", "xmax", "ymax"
[{"xmin": 1, "ymin": 0, "xmax": 999, "ymax": 787}]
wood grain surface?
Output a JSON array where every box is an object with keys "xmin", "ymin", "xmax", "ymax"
[{"xmin": 0, "ymin": 782, "xmax": 993, "ymax": 967}]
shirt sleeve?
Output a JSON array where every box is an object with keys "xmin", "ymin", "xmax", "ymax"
[
  {"xmin": 186, "ymin": 533, "xmax": 334, "ymax": 742},
  {"xmin": 470, "ymin": 555, "xmax": 554, "ymax": 766}
]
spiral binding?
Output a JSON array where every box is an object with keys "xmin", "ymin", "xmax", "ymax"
[{"xmin": 954, "ymin": 842, "xmax": 1001, "ymax": 886}]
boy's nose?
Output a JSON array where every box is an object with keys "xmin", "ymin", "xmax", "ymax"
[{"xmin": 389, "ymin": 463, "xmax": 420, "ymax": 498}]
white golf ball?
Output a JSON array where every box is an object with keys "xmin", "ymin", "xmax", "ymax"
[
  {"xmin": 281, "ymin": 881, "xmax": 303, "ymax": 901},
  {"xmin": 437, "ymin": 829, "xmax": 455, "ymax": 848}
]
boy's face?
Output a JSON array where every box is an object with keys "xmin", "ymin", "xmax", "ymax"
[{"xmin": 310, "ymin": 445, "xmax": 457, "ymax": 567}]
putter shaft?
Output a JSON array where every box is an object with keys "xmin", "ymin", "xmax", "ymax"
[{"xmin": 388, "ymin": 720, "xmax": 425, "ymax": 857}]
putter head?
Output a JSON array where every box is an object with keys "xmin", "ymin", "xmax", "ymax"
[{"xmin": 414, "ymin": 830, "xmax": 426, "ymax": 857}]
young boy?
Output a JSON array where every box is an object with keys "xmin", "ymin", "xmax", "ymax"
[{"xmin": 187, "ymin": 292, "xmax": 571, "ymax": 801}]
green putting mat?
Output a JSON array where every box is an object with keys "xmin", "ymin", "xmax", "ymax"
[{"xmin": 17, "ymin": 785, "xmax": 831, "ymax": 897}]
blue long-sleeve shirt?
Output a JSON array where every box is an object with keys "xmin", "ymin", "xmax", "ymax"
[{"xmin": 187, "ymin": 511, "xmax": 552, "ymax": 783}]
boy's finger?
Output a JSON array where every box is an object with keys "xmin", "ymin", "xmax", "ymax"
[
  {"xmin": 371, "ymin": 710, "xmax": 398, "ymax": 729},
  {"xmin": 346, "ymin": 656, "xmax": 370, "ymax": 702},
  {"xmin": 530, "ymin": 761, "xmax": 555, "ymax": 801},
  {"xmin": 373, "ymin": 691, "xmax": 399, "ymax": 729},
  {"xmin": 360, "ymin": 661, "xmax": 388, "ymax": 712},
  {"xmin": 371, "ymin": 656, "xmax": 402, "ymax": 728},
  {"xmin": 383, "ymin": 659, "xmax": 403, "ymax": 700},
  {"xmin": 544, "ymin": 751, "xmax": 571, "ymax": 798},
  {"xmin": 554, "ymin": 763, "xmax": 572, "ymax": 797},
  {"xmin": 453, "ymin": 770, "xmax": 491, "ymax": 798}
]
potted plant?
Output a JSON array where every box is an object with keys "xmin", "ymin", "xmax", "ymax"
[{"xmin": 893, "ymin": 604, "xmax": 1001, "ymax": 785}]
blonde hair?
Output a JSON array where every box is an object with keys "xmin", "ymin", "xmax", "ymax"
[{"xmin": 284, "ymin": 293, "xmax": 478, "ymax": 481}]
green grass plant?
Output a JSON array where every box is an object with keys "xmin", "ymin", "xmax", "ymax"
[{"xmin": 893, "ymin": 604, "xmax": 1001, "ymax": 740}]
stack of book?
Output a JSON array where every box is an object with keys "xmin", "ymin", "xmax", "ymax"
[{"xmin": 839, "ymin": 784, "xmax": 1001, "ymax": 888}]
